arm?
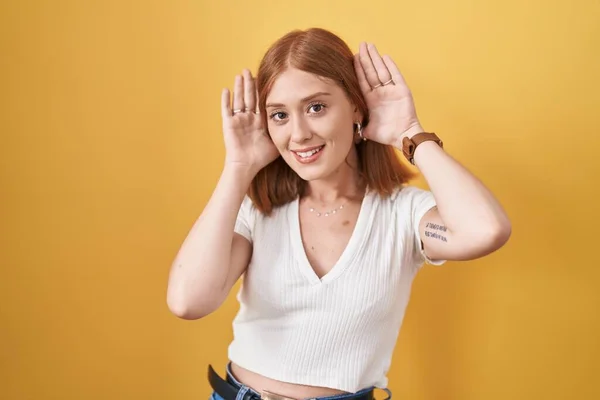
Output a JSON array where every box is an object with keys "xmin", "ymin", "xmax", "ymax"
[
  {"xmin": 167, "ymin": 68, "xmax": 278, "ymax": 319},
  {"xmin": 166, "ymin": 165, "xmax": 254, "ymax": 319},
  {"xmin": 352, "ymin": 42, "xmax": 511, "ymax": 262},
  {"xmin": 399, "ymin": 126, "xmax": 512, "ymax": 262}
]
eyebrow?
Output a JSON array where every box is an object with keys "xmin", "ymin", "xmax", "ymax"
[{"xmin": 266, "ymin": 92, "xmax": 331, "ymax": 108}]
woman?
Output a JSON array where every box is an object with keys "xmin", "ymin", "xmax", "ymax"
[{"xmin": 167, "ymin": 28, "xmax": 511, "ymax": 400}]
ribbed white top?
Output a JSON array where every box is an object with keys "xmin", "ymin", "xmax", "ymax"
[{"xmin": 228, "ymin": 185, "xmax": 445, "ymax": 393}]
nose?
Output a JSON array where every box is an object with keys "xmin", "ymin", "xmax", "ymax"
[{"xmin": 290, "ymin": 115, "xmax": 313, "ymax": 144}]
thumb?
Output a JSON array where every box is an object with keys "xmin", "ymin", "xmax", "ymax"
[{"xmin": 221, "ymin": 88, "xmax": 232, "ymax": 119}]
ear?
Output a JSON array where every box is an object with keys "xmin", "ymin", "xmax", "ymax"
[{"xmin": 352, "ymin": 105, "xmax": 364, "ymax": 124}]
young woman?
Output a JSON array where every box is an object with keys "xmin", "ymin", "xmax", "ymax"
[{"xmin": 167, "ymin": 28, "xmax": 511, "ymax": 400}]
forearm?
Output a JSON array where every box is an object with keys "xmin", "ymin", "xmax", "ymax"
[
  {"xmin": 166, "ymin": 165, "xmax": 254, "ymax": 314},
  {"xmin": 398, "ymin": 128, "xmax": 511, "ymax": 238}
]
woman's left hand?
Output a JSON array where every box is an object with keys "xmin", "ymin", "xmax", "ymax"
[{"xmin": 354, "ymin": 42, "xmax": 424, "ymax": 148}]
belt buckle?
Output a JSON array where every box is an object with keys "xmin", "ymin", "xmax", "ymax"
[{"xmin": 260, "ymin": 390, "xmax": 297, "ymax": 400}]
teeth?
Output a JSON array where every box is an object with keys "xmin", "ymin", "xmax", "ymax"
[{"xmin": 296, "ymin": 146, "xmax": 323, "ymax": 158}]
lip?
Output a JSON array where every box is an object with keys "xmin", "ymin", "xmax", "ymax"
[
  {"xmin": 290, "ymin": 145, "xmax": 325, "ymax": 164},
  {"xmin": 290, "ymin": 144, "xmax": 325, "ymax": 152}
]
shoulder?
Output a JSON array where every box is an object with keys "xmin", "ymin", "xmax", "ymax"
[
  {"xmin": 236, "ymin": 195, "xmax": 257, "ymax": 223},
  {"xmin": 366, "ymin": 185, "xmax": 436, "ymax": 226},
  {"xmin": 238, "ymin": 195, "xmax": 297, "ymax": 226},
  {"xmin": 384, "ymin": 184, "xmax": 435, "ymax": 207},
  {"xmin": 374, "ymin": 185, "xmax": 438, "ymax": 230},
  {"xmin": 240, "ymin": 195, "xmax": 256, "ymax": 213}
]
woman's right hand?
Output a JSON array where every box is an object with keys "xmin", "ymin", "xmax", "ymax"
[{"xmin": 221, "ymin": 69, "xmax": 279, "ymax": 176}]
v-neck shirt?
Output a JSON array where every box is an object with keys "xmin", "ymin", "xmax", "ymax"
[{"xmin": 228, "ymin": 185, "xmax": 445, "ymax": 393}]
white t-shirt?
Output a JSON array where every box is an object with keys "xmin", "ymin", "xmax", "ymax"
[{"xmin": 227, "ymin": 185, "xmax": 446, "ymax": 393}]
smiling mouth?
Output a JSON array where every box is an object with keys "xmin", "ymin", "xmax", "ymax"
[{"xmin": 292, "ymin": 145, "xmax": 324, "ymax": 159}]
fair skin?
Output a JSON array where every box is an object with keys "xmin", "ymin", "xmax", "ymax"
[
  {"xmin": 264, "ymin": 66, "xmax": 367, "ymax": 279},
  {"xmin": 167, "ymin": 42, "xmax": 511, "ymax": 397}
]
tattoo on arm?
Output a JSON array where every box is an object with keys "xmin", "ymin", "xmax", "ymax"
[{"xmin": 425, "ymin": 222, "xmax": 448, "ymax": 242}]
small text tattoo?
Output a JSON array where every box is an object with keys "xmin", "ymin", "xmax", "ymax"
[
  {"xmin": 425, "ymin": 221, "xmax": 448, "ymax": 242},
  {"xmin": 425, "ymin": 231, "xmax": 448, "ymax": 242},
  {"xmin": 425, "ymin": 222, "xmax": 447, "ymax": 232}
]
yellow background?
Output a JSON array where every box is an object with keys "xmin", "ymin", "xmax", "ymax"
[{"xmin": 2, "ymin": 1, "xmax": 599, "ymax": 399}]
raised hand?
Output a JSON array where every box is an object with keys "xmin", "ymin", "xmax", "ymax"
[
  {"xmin": 221, "ymin": 69, "xmax": 279, "ymax": 175},
  {"xmin": 354, "ymin": 42, "xmax": 424, "ymax": 148}
]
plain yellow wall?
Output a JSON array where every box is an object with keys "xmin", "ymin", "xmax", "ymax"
[{"xmin": 2, "ymin": 1, "xmax": 599, "ymax": 399}]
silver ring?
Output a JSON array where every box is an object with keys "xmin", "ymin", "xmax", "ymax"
[
  {"xmin": 382, "ymin": 78, "xmax": 394, "ymax": 85},
  {"xmin": 232, "ymin": 109, "xmax": 242, "ymax": 114},
  {"xmin": 372, "ymin": 83, "xmax": 382, "ymax": 89}
]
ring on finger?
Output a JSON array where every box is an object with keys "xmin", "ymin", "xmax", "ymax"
[
  {"xmin": 233, "ymin": 109, "xmax": 243, "ymax": 114},
  {"xmin": 382, "ymin": 78, "xmax": 394, "ymax": 85},
  {"xmin": 372, "ymin": 83, "xmax": 383, "ymax": 89}
]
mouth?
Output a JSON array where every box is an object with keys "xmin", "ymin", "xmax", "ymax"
[{"xmin": 291, "ymin": 145, "xmax": 325, "ymax": 164}]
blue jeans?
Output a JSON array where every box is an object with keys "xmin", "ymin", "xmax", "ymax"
[{"xmin": 209, "ymin": 363, "xmax": 392, "ymax": 400}]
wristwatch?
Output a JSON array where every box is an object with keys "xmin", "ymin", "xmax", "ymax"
[{"xmin": 401, "ymin": 132, "xmax": 443, "ymax": 165}]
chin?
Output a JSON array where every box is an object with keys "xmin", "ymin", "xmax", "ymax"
[
  {"xmin": 280, "ymin": 159, "xmax": 324, "ymax": 181},
  {"xmin": 294, "ymin": 169, "xmax": 326, "ymax": 182},
  {"xmin": 290, "ymin": 161, "xmax": 342, "ymax": 182}
]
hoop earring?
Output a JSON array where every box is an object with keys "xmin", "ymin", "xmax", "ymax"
[{"xmin": 355, "ymin": 122, "xmax": 366, "ymax": 141}]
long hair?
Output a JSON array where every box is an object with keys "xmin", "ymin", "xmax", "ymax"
[{"xmin": 250, "ymin": 28, "xmax": 416, "ymax": 214}]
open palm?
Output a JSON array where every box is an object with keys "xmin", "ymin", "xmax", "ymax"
[
  {"xmin": 354, "ymin": 42, "xmax": 423, "ymax": 147},
  {"xmin": 221, "ymin": 69, "xmax": 279, "ymax": 176}
]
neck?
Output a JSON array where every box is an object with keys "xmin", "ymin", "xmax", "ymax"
[{"xmin": 303, "ymin": 156, "xmax": 365, "ymax": 206}]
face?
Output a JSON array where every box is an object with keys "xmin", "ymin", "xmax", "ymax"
[{"xmin": 265, "ymin": 68, "xmax": 362, "ymax": 182}]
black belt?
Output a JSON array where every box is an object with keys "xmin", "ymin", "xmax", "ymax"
[
  {"xmin": 207, "ymin": 364, "xmax": 375, "ymax": 400},
  {"xmin": 208, "ymin": 364, "xmax": 258, "ymax": 400}
]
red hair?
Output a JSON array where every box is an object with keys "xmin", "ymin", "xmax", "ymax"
[{"xmin": 250, "ymin": 28, "xmax": 416, "ymax": 214}]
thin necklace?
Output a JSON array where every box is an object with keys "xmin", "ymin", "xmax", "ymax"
[{"xmin": 308, "ymin": 203, "xmax": 345, "ymax": 217}]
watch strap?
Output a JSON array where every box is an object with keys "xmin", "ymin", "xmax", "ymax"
[{"xmin": 402, "ymin": 132, "xmax": 443, "ymax": 164}]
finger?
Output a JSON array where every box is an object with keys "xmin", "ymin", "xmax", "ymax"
[
  {"xmin": 232, "ymin": 74, "xmax": 245, "ymax": 114},
  {"xmin": 382, "ymin": 55, "xmax": 408, "ymax": 88},
  {"xmin": 221, "ymin": 88, "xmax": 231, "ymax": 119},
  {"xmin": 243, "ymin": 69, "xmax": 256, "ymax": 112},
  {"xmin": 358, "ymin": 42, "xmax": 382, "ymax": 88},
  {"xmin": 255, "ymin": 87, "xmax": 261, "ymax": 114},
  {"xmin": 367, "ymin": 43, "xmax": 393, "ymax": 85},
  {"xmin": 354, "ymin": 54, "xmax": 371, "ymax": 94}
]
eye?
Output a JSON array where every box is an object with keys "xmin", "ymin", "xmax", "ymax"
[
  {"xmin": 308, "ymin": 102, "xmax": 326, "ymax": 114},
  {"xmin": 269, "ymin": 111, "xmax": 288, "ymax": 122}
]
